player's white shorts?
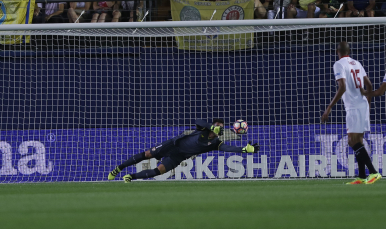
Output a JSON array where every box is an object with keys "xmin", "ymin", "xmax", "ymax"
[
  {"xmin": 346, "ymin": 106, "xmax": 370, "ymax": 133},
  {"xmin": 296, "ymin": 6, "xmax": 321, "ymax": 18}
]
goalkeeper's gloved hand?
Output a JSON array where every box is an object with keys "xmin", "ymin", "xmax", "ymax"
[
  {"xmin": 242, "ymin": 142, "xmax": 260, "ymax": 153},
  {"xmin": 211, "ymin": 125, "xmax": 224, "ymax": 136}
]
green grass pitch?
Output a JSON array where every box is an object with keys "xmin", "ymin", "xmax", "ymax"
[{"xmin": 0, "ymin": 179, "xmax": 385, "ymax": 229}]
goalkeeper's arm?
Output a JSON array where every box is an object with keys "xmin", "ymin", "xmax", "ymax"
[
  {"xmin": 218, "ymin": 142, "xmax": 259, "ymax": 153},
  {"xmin": 195, "ymin": 119, "xmax": 212, "ymax": 130},
  {"xmin": 196, "ymin": 119, "xmax": 224, "ymax": 136}
]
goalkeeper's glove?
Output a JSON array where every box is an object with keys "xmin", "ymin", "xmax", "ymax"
[
  {"xmin": 211, "ymin": 125, "xmax": 224, "ymax": 136},
  {"xmin": 242, "ymin": 142, "xmax": 260, "ymax": 153}
]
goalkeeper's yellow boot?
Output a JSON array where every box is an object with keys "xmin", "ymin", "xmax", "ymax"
[
  {"xmin": 346, "ymin": 178, "xmax": 366, "ymax": 185},
  {"xmin": 123, "ymin": 174, "xmax": 132, "ymax": 183},
  {"xmin": 108, "ymin": 166, "xmax": 121, "ymax": 180},
  {"xmin": 365, "ymin": 173, "xmax": 382, "ymax": 184}
]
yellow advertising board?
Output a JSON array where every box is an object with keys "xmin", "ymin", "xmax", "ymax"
[
  {"xmin": 0, "ymin": 0, "xmax": 35, "ymax": 44},
  {"xmin": 171, "ymin": 0, "xmax": 254, "ymax": 51}
]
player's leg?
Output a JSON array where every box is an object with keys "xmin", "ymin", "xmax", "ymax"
[
  {"xmin": 110, "ymin": 139, "xmax": 176, "ymax": 180},
  {"xmin": 347, "ymin": 133, "xmax": 368, "ymax": 183},
  {"xmin": 108, "ymin": 150, "xmax": 152, "ymax": 180},
  {"xmin": 348, "ymin": 132, "xmax": 381, "ymax": 184},
  {"xmin": 120, "ymin": 150, "xmax": 152, "ymax": 169},
  {"xmin": 123, "ymin": 164, "xmax": 165, "ymax": 183},
  {"xmin": 346, "ymin": 109, "xmax": 366, "ymax": 184},
  {"xmin": 91, "ymin": 13, "xmax": 99, "ymax": 23},
  {"xmin": 98, "ymin": 13, "xmax": 107, "ymax": 22},
  {"xmin": 111, "ymin": 10, "xmax": 121, "ymax": 22},
  {"xmin": 346, "ymin": 108, "xmax": 380, "ymax": 184},
  {"xmin": 67, "ymin": 9, "xmax": 76, "ymax": 23},
  {"xmin": 67, "ymin": 2, "xmax": 79, "ymax": 23},
  {"xmin": 123, "ymin": 155, "xmax": 183, "ymax": 183}
]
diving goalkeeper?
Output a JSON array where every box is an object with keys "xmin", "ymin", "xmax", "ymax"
[{"xmin": 108, "ymin": 119, "xmax": 259, "ymax": 182}]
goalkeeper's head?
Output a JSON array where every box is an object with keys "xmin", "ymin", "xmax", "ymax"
[
  {"xmin": 212, "ymin": 118, "xmax": 224, "ymax": 127},
  {"xmin": 210, "ymin": 118, "xmax": 225, "ymax": 138},
  {"xmin": 337, "ymin": 41, "xmax": 350, "ymax": 58}
]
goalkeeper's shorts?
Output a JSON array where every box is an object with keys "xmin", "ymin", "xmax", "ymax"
[
  {"xmin": 149, "ymin": 139, "xmax": 184, "ymax": 172},
  {"xmin": 346, "ymin": 106, "xmax": 370, "ymax": 133},
  {"xmin": 149, "ymin": 139, "xmax": 179, "ymax": 160},
  {"xmin": 161, "ymin": 155, "xmax": 185, "ymax": 172}
]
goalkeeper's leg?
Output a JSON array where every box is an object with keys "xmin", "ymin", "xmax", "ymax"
[
  {"xmin": 123, "ymin": 156, "xmax": 183, "ymax": 183},
  {"xmin": 108, "ymin": 151, "xmax": 151, "ymax": 180},
  {"xmin": 118, "ymin": 151, "xmax": 151, "ymax": 170},
  {"xmin": 109, "ymin": 139, "xmax": 177, "ymax": 180}
]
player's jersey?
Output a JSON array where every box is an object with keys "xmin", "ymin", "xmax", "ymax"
[
  {"xmin": 172, "ymin": 120, "xmax": 243, "ymax": 158},
  {"xmin": 383, "ymin": 73, "xmax": 386, "ymax": 83},
  {"xmin": 176, "ymin": 130, "xmax": 222, "ymax": 158},
  {"xmin": 333, "ymin": 56, "xmax": 368, "ymax": 110}
]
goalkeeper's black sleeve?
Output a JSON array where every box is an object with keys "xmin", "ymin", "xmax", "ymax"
[
  {"xmin": 195, "ymin": 119, "xmax": 212, "ymax": 131},
  {"xmin": 219, "ymin": 143, "xmax": 243, "ymax": 153}
]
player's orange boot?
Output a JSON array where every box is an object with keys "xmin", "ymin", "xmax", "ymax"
[
  {"xmin": 365, "ymin": 173, "xmax": 382, "ymax": 184},
  {"xmin": 346, "ymin": 178, "xmax": 366, "ymax": 185}
]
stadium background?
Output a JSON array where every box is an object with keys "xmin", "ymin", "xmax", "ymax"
[
  {"xmin": 1, "ymin": 2, "xmax": 386, "ymax": 229},
  {"xmin": 1, "ymin": 42, "xmax": 386, "ymax": 182}
]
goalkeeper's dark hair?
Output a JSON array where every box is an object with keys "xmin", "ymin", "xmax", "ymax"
[
  {"xmin": 212, "ymin": 118, "xmax": 224, "ymax": 125},
  {"xmin": 337, "ymin": 41, "xmax": 350, "ymax": 56}
]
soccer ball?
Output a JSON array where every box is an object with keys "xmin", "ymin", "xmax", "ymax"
[{"xmin": 233, "ymin": 120, "xmax": 248, "ymax": 134}]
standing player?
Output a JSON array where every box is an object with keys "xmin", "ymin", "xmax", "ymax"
[
  {"xmin": 108, "ymin": 119, "xmax": 259, "ymax": 182},
  {"xmin": 321, "ymin": 42, "xmax": 381, "ymax": 185}
]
